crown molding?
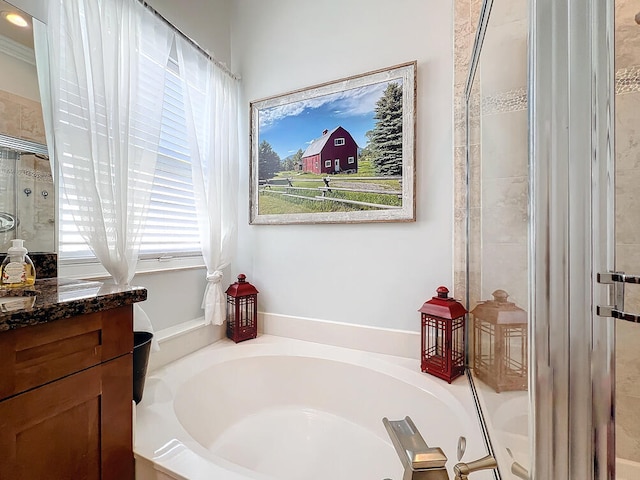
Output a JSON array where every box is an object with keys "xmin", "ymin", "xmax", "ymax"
[{"xmin": 0, "ymin": 34, "xmax": 35, "ymax": 65}]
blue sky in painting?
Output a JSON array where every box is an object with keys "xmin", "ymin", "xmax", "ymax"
[{"xmin": 258, "ymin": 79, "xmax": 401, "ymax": 160}]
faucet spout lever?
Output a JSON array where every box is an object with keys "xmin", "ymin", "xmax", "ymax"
[{"xmin": 453, "ymin": 454, "xmax": 497, "ymax": 480}]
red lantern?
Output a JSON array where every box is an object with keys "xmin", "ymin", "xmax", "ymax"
[
  {"xmin": 225, "ymin": 274, "xmax": 259, "ymax": 343},
  {"xmin": 419, "ymin": 286, "xmax": 468, "ymax": 383}
]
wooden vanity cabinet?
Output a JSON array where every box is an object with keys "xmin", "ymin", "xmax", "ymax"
[{"xmin": 0, "ymin": 305, "xmax": 134, "ymax": 480}]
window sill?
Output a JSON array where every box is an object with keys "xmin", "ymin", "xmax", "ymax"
[{"xmin": 58, "ymin": 255, "xmax": 206, "ymax": 281}]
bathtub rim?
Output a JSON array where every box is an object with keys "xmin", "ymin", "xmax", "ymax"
[{"xmin": 134, "ymin": 334, "xmax": 493, "ymax": 480}]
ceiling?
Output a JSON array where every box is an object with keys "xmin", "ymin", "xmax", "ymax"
[{"xmin": 0, "ymin": 0, "xmax": 33, "ymax": 49}]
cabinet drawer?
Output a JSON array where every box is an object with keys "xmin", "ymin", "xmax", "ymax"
[{"xmin": 0, "ymin": 305, "xmax": 133, "ymax": 400}]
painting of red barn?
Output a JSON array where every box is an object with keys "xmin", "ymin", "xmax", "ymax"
[
  {"xmin": 302, "ymin": 127, "xmax": 358, "ymax": 175},
  {"xmin": 249, "ymin": 62, "xmax": 416, "ymax": 225}
]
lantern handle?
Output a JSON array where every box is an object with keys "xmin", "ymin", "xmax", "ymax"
[
  {"xmin": 436, "ymin": 286, "xmax": 450, "ymax": 298},
  {"xmin": 492, "ymin": 289, "xmax": 509, "ymax": 302}
]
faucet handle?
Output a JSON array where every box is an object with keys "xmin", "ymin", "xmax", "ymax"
[
  {"xmin": 511, "ymin": 460, "xmax": 530, "ymax": 480},
  {"xmin": 382, "ymin": 416, "xmax": 448, "ymax": 471},
  {"xmin": 453, "ymin": 454, "xmax": 497, "ymax": 480},
  {"xmin": 506, "ymin": 448, "xmax": 530, "ymax": 479}
]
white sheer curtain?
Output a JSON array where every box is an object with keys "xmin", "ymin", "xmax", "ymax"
[
  {"xmin": 33, "ymin": 19, "xmax": 55, "ymax": 181},
  {"xmin": 43, "ymin": 0, "xmax": 173, "ymax": 342},
  {"xmin": 176, "ymin": 37, "xmax": 240, "ymax": 326}
]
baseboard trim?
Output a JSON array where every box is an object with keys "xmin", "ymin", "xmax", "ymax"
[
  {"xmin": 148, "ymin": 318, "xmax": 224, "ymax": 372},
  {"xmin": 259, "ymin": 312, "xmax": 420, "ymax": 359},
  {"xmin": 148, "ymin": 312, "xmax": 421, "ymax": 371}
]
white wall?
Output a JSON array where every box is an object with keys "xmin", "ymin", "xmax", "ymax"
[
  {"xmin": 231, "ymin": 0, "xmax": 455, "ymax": 332},
  {"xmin": 0, "ymin": 51, "xmax": 39, "ymax": 101},
  {"xmin": 130, "ymin": 267, "xmax": 207, "ymax": 332},
  {"xmin": 6, "ymin": 0, "xmax": 46, "ymax": 22},
  {"xmin": 145, "ymin": 0, "xmax": 231, "ymax": 67}
]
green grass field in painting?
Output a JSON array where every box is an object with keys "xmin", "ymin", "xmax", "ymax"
[{"xmin": 258, "ymin": 158, "xmax": 403, "ymax": 215}]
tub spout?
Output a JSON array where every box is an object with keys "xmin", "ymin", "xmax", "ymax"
[
  {"xmin": 452, "ymin": 454, "xmax": 497, "ymax": 480},
  {"xmin": 382, "ymin": 416, "xmax": 449, "ymax": 480}
]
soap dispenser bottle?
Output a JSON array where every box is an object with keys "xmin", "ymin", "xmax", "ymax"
[{"xmin": 1, "ymin": 239, "xmax": 36, "ymax": 288}]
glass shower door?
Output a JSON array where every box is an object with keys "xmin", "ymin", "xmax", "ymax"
[
  {"xmin": 471, "ymin": 0, "xmax": 640, "ymax": 477},
  {"xmin": 464, "ymin": 1, "xmax": 531, "ymax": 478},
  {"xmin": 0, "ymin": 147, "xmax": 19, "ymax": 246}
]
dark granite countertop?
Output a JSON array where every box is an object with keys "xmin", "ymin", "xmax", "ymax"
[{"xmin": 0, "ymin": 278, "xmax": 147, "ymax": 332}]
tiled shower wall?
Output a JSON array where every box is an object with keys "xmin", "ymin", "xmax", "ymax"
[
  {"xmin": 614, "ymin": 0, "xmax": 640, "ymax": 464},
  {"xmin": 0, "ymin": 90, "xmax": 46, "ymax": 143},
  {"xmin": 452, "ymin": 0, "xmax": 479, "ymax": 304},
  {"xmin": 0, "ymin": 89, "xmax": 53, "ymax": 253},
  {"xmin": 453, "ymin": 0, "xmax": 528, "ymax": 317},
  {"xmin": 477, "ymin": 2, "xmax": 528, "ymax": 310}
]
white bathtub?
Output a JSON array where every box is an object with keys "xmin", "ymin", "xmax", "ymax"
[{"xmin": 134, "ymin": 335, "xmax": 494, "ymax": 480}]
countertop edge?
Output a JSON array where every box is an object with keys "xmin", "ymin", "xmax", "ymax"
[{"xmin": 0, "ymin": 279, "xmax": 148, "ymax": 332}]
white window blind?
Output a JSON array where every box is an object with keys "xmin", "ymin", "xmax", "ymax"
[{"xmin": 59, "ymin": 52, "xmax": 201, "ymax": 260}]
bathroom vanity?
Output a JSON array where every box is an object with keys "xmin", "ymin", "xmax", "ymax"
[{"xmin": 0, "ymin": 278, "xmax": 146, "ymax": 480}]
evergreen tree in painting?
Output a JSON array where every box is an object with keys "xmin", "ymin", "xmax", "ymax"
[
  {"xmin": 281, "ymin": 148, "xmax": 303, "ymax": 172},
  {"xmin": 370, "ymin": 82, "xmax": 403, "ymax": 176},
  {"xmin": 258, "ymin": 140, "xmax": 281, "ymax": 180}
]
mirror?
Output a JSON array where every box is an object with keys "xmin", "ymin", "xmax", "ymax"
[{"xmin": 0, "ymin": 0, "xmax": 54, "ymax": 253}]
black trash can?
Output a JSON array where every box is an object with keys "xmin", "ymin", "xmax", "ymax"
[{"xmin": 133, "ymin": 331, "xmax": 153, "ymax": 404}]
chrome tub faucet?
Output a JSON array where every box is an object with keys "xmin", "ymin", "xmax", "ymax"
[{"xmin": 383, "ymin": 416, "xmax": 497, "ymax": 480}]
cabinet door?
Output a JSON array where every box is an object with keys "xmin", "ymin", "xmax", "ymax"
[
  {"xmin": 0, "ymin": 355, "xmax": 133, "ymax": 480},
  {"xmin": 101, "ymin": 354, "xmax": 134, "ymax": 480}
]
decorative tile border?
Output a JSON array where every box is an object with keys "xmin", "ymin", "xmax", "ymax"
[
  {"xmin": 482, "ymin": 87, "xmax": 528, "ymax": 115},
  {"xmin": 616, "ymin": 65, "xmax": 640, "ymax": 95},
  {"xmin": 462, "ymin": 63, "xmax": 640, "ymax": 117},
  {"xmin": 16, "ymin": 166, "xmax": 53, "ymax": 183},
  {"xmin": 468, "ymin": 65, "xmax": 640, "ymax": 118}
]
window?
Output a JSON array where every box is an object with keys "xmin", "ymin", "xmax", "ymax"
[
  {"xmin": 142, "ymin": 58, "xmax": 201, "ymax": 256},
  {"xmin": 325, "ymin": 159, "xmax": 332, "ymax": 168},
  {"xmin": 59, "ymin": 53, "xmax": 201, "ymax": 261},
  {"xmin": 334, "ymin": 138, "xmax": 345, "ymax": 146},
  {"xmin": 348, "ymin": 156, "xmax": 355, "ymax": 164}
]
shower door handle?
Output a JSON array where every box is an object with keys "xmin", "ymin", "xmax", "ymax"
[
  {"xmin": 597, "ymin": 272, "xmax": 640, "ymax": 323},
  {"xmin": 598, "ymin": 272, "xmax": 640, "ymax": 285},
  {"xmin": 597, "ymin": 306, "xmax": 640, "ymax": 323}
]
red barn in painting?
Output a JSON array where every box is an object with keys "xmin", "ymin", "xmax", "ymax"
[{"xmin": 301, "ymin": 126, "xmax": 358, "ymax": 174}]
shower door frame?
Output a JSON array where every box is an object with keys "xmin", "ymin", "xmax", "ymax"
[{"xmin": 529, "ymin": 0, "xmax": 615, "ymax": 479}]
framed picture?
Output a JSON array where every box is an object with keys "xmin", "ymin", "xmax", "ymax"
[{"xmin": 249, "ymin": 61, "xmax": 416, "ymax": 225}]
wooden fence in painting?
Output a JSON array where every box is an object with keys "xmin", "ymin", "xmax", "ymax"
[{"xmin": 259, "ymin": 176, "xmax": 403, "ymax": 210}]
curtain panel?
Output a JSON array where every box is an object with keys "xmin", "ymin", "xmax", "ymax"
[
  {"xmin": 41, "ymin": 0, "xmax": 174, "ymax": 343},
  {"xmin": 176, "ymin": 37, "xmax": 240, "ymax": 326}
]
